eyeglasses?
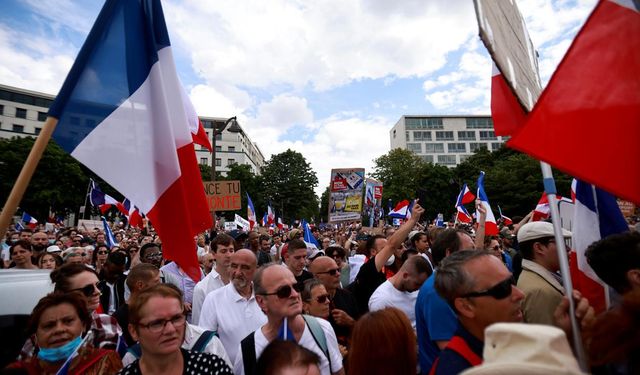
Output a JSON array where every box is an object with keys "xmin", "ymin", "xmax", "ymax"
[
  {"xmin": 77, "ymin": 253, "xmax": 86, "ymax": 257},
  {"xmin": 315, "ymin": 294, "xmax": 330, "ymax": 304},
  {"xmin": 491, "ymin": 245, "xmax": 501, "ymax": 251},
  {"xmin": 316, "ymin": 268, "xmax": 340, "ymax": 276},
  {"xmin": 97, "ymin": 251, "xmax": 108, "ymax": 255},
  {"xmin": 137, "ymin": 314, "xmax": 186, "ymax": 333},
  {"xmin": 71, "ymin": 282, "xmax": 100, "ymax": 297},
  {"xmin": 260, "ymin": 283, "xmax": 303, "ymax": 299},
  {"xmin": 145, "ymin": 252, "xmax": 162, "ymax": 259},
  {"xmin": 461, "ymin": 276, "xmax": 515, "ymax": 300}
]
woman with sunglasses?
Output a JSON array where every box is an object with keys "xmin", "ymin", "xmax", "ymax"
[
  {"xmin": 484, "ymin": 236, "xmax": 513, "ymax": 272},
  {"xmin": 302, "ymin": 279, "xmax": 330, "ymax": 320},
  {"xmin": 119, "ymin": 284, "xmax": 233, "ymax": 375},
  {"xmin": 18, "ymin": 263, "xmax": 124, "ymax": 359},
  {"xmin": 6, "ymin": 292, "xmax": 123, "ymax": 374},
  {"xmin": 92, "ymin": 244, "xmax": 109, "ymax": 275}
]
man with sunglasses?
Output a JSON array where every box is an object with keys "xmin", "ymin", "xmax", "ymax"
[
  {"xmin": 516, "ymin": 221, "xmax": 572, "ymax": 325},
  {"xmin": 236, "ymin": 264, "xmax": 344, "ymax": 375},
  {"xmin": 199, "ymin": 249, "xmax": 267, "ymax": 364},
  {"xmin": 430, "ymin": 250, "xmax": 525, "ymax": 375}
]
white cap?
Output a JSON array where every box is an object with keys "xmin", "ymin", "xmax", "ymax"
[
  {"xmin": 461, "ymin": 323, "xmax": 586, "ymax": 375},
  {"xmin": 46, "ymin": 245, "xmax": 62, "ymax": 253},
  {"xmin": 517, "ymin": 221, "xmax": 571, "ymax": 243}
]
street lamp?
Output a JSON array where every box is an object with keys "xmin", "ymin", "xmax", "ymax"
[{"xmin": 210, "ymin": 116, "xmax": 242, "ymax": 230}]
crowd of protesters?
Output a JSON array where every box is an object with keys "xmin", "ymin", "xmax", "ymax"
[{"xmin": 1, "ymin": 202, "xmax": 639, "ymax": 375}]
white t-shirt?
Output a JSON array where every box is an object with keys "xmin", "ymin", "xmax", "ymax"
[
  {"xmin": 198, "ymin": 283, "xmax": 267, "ymax": 364},
  {"xmin": 233, "ymin": 317, "xmax": 343, "ymax": 375},
  {"xmin": 368, "ymin": 280, "xmax": 419, "ymax": 329},
  {"xmin": 106, "ymin": 282, "xmax": 116, "ymax": 314},
  {"xmin": 192, "ymin": 268, "xmax": 226, "ymax": 324}
]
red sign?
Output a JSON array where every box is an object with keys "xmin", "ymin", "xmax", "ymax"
[
  {"xmin": 331, "ymin": 177, "xmax": 348, "ymax": 191},
  {"xmin": 374, "ymin": 186, "xmax": 383, "ymax": 199}
]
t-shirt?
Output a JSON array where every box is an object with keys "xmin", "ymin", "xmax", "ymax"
[
  {"xmin": 295, "ymin": 269, "xmax": 314, "ymax": 290},
  {"xmin": 353, "ymin": 255, "xmax": 387, "ymax": 313},
  {"xmin": 329, "ymin": 288, "xmax": 360, "ymax": 343},
  {"xmin": 233, "ymin": 318, "xmax": 343, "ymax": 375},
  {"xmin": 415, "ymin": 272, "xmax": 458, "ymax": 374},
  {"xmin": 369, "ymin": 280, "xmax": 419, "ymax": 329},
  {"xmin": 431, "ymin": 325, "xmax": 483, "ymax": 375},
  {"xmin": 118, "ymin": 349, "xmax": 233, "ymax": 375}
]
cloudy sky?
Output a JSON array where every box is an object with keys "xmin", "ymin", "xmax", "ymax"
[{"xmin": 0, "ymin": 0, "xmax": 596, "ymax": 196}]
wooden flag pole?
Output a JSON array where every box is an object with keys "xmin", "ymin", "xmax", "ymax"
[{"xmin": 0, "ymin": 116, "xmax": 58, "ymax": 239}]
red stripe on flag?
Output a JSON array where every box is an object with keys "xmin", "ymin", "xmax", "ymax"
[
  {"xmin": 485, "ymin": 221, "xmax": 499, "ymax": 236},
  {"xmin": 192, "ymin": 120, "xmax": 213, "ymax": 152},
  {"xmin": 491, "ymin": 69, "xmax": 527, "ymax": 136},
  {"xmin": 146, "ymin": 144, "xmax": 212, "ymax": 283},
  {"xmin": 569, "ymin": 251, "xmax": 606, "ymax": 314}
]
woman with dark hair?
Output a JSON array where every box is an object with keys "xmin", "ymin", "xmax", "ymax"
[
  {"xmin": 91, "ymin": 244, "xmax": 109, "ymax": 274},
  {"xmin": 5, "ymin": 292, "xmax": 122, "ymax": 374},
  {"xmin": 347, "ymin": 307, "xmax": 417, "ymax": 375},
  {"xmin": 256, "ymin": 340, "xmax": 321, "ymax": 375},
  {"xmin": 18, "ymin": 263, "xmax": 123, "ymax": 360},
  {"xmin": 37, "ymin": 253, "xmax": 63, "ymax": 270},
  {"xmin": 325, "ymin": 246, "xmax": 350, "ymax": 287},
  {"xmin": 302, "ymin": 279, "xmax": 330, "ymax": 320},
  {"xmin": 119, "ymin": 284, "xmax": 232, "ymax": 374}
]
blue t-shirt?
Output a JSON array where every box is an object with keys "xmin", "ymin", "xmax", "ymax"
[{"xmin": 415, "ymin": 272, "xmax": 458, "ymax": 374}]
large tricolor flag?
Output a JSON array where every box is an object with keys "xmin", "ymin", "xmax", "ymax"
[
  {"xmin": 508, "ymin": 0, "xmax": 640, "ymax": 204},
  {"xmin": 246, "ymin": 193, "xmax": 256, "ymax": 230},
  {"xmin": 490, "ymin": 63, "xmax": 527, "ymax": 136},
  {"xmin": 476, "ymin": 171, "xmax": 499, "ymax": 235},
  {"xmin": 179, "ymin": 83, "xmax": 212, "ymax": 152},
  {"xmin": 571, "ymin": 179, "xmax": 628, "ymax": 313},
  {"xmin": 48, "ymin": 0, "xmax": 212, "ymax": 282},
  {"xmin": 89, "ymin": 180, "xmax": 119, "ymax": 214},
  {"xmin": 388, "ymin": 200, "xmax": 411, "ymax": 219}
]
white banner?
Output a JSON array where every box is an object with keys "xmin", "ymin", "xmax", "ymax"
[{"xmin": 234, "ymin": 214, "xmax": 250, "ymax": 231}]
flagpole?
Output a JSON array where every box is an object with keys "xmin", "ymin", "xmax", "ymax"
[
  {"xmin": 81, "ymin": 179, "xmax": 92, "ymax": 221},
  {"xmin": 0, "ymin": 116, "xmax": 58, "ymax": 240},
  {"xmin": 540, "ymin": 162, "xmax": 588, "ymax": 368}
]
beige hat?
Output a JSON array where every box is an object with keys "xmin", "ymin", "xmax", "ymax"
[
  {"xmin": 461, "ymin": 323, "xmax": 587, "ymax": 375},
  {"xmin": 517, "ymin": 221, "xmax": 571, "ymax": 243},
  {"xmin": 288, "ymin": 229, "xmax": 301, "ymax": 240}
]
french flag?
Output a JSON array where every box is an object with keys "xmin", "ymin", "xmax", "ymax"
[
  {"xmin": 101, "ymin": 216, "xmax": 118, "ymax": 248},
  {"xmin": 476, "ymin": 171, "xmax": 499, "ymax": 235},
  {"xmin": 246, "ymin": 193, "xmax": 256, "ymax": 230},
  {"xmin": 48, "ymin": 0, "xmax": 212, "ymax": 282},
  {"xmin": 490, "ymin": 63, "xmax": 527, "ymax": 136},
  {"xmin": 532, "ymin": 192, "xmax": 550, "ymax": 221},
  {"xmin": 498, "ymin": 206, "xmax": 513, "ymax": 226},
  {"xmin": 388, "ymin": 200, "xmax": 411, "ymax": 219},
  {"xmin": 179, "ymin": 83, "xmax": 212, "ymax": 152},
  {"xmin": 455, "ymin": 205, "xmax": 473, "ymax": 223},
  {"xmin": 457, "ymin": 183, "xmax": 476, "ymax": 205},
  {"xmin": 21, "ymin": 212, "xmax": 38, "ymax": 229},
  {"xmin": 302, "ymin": 219, "xmax": 320, "ymax": 248},
  {"xmin": 454, "ymin": 185, "xmax": 473, "ymax": 223},
  {"xmin": 261, "ymin": 212, "xmax": 268, "ymax": 227},
  {"xmin": 571, "ymin": 179, "xmax": 628, "ymax": 313},
  {"xmin": 267, "ymin": 204, "xmax": 275, "ymax": 226},
  {"xmin": 89, "ymin": 180, "xmax": 119, "ymax": 214},
  {"xmin": 277, "ymin": 217, "xmax": 284, "ymax": 231}
]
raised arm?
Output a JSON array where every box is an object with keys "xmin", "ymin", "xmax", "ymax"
[{"xmin": 375, "ymin": 201, "xmax": 425, "ymax": 271}]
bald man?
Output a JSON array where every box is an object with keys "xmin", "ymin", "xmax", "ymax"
[
  {"xmin": 199, "ymin": 249, "xmax": 267, "ymax": 363},
  {"xmin": 368, "ymin": 254, "xmax": 432, "ymax": 329},
  {"xmin": 309, "ymin": 256, "xmax": 360, "ymax": 346}
]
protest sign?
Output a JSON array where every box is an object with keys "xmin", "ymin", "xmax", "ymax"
[
  {"xmin": 234, "ymin": 214, "xmax": 250, "ymax": 231},
  {"xmin": 203, "ymin": 180, "xmax": 241, "ymax": 212},
  {"xmin": 328, "ymin": 168, "xmax": 364, "ymax": 223}
]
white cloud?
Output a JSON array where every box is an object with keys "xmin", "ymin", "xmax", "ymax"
[{"xmin": 188, "ymin": 84, "xmax": 252, "ymax": 118}]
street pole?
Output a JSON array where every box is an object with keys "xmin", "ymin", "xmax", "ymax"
[{"xmin": 210, "ymin": 116, "xmax": 238, "ymax": 232}]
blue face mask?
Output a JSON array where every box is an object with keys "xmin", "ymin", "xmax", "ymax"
[
  {"xmin": 49, "ymin": 239, "xmax": 56, "ymax": 245},
  {"xmin": 37, "ymin": 335, "xmax": 82, "ymax": 362}
]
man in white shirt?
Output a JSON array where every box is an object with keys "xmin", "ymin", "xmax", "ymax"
[
  {"xmin": 192, "ymin": 233, "xmax": 235, "ymax": 323},
  {"xmin": 368, "ymin": 254, "xmax": 431, "ymax": 329},
  {"xmin": 234, "ymin": 264, "xmax": 344, "ymax": 375},
  {"xmin": 199, "ymin": 249, "xmax": 267, "ymax": 363}
]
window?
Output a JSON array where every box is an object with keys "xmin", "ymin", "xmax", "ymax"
[
  {"xmin": 215, "ymin": 133, "xmax": 222, "ymax": 141},
  {"xmin": 405, "ymin": 117, "xmax": 444, "ymax": 130},
  {"xmin": 227, "ymin": 158, "xmax": 235, "ymax": 166},
  {"xmin": 215, "ymin": 146, "xmax": 222, "ymax": 152},
  {"xmin": 12, "ymin": 124, "xmax": 24, "ymax": 133},
  {"xmin": 407, "ymin": 143, "xmax": 422, "ymax": 153},
  {"xmin": 422, "ymin": 155, "xmax": 434, "ymax": 163},
  {"xmin": 437, "ymin": 155, "xmax": 457, "ymax": 165},
  {"xmin": 0, "ymin": 104, "xmax": 4, "ymax": 115},
  {"xmin": 200, "ymin": 157, "xmax": 208, "ymax": 165},
  {"xmin": 393, "ymin": 130, "xmax": 396, "ymax": 138},
  {"xmin": 15, "ymin": 108, "xmax": 27, "ymax": 119},
  {"xmin": 469, "ymin": 142, "xmax": 489, "ymax": 152},
  {"xmin": 459, "ymin": 155, "xmax": 470, "ymax": 163},
  {"xmin": 0, "ymin": 89, "xmax": 52, "ymax": 108},
  {"xmin": 425, "ymin": 143, "xmax": 444, "ymax": 153},
  {"xmin": 413, "ymin": 131, "xmax": 432, "ymax": 141},
  {"xmin": 202, "ymin": 120, "xmax": 213, "ymax": 129},
  {"xmin": 37, "ymin": 112, "xmax": 47, "ymax": 121},
  {"xmin": 479, "ymin": 131, "xmax": 497, "ymax": 140},
  {"xmin": 227, "ymin": 146, "xmax": 235, "ymax": 152},
  {"xmin": 34, "ymin": 127, "xmax": 41, "ymax": 135},
  {"xmin": 215, "ymin": 158, "xmax": 221, "ymax": 166},
  {"xmin": 406, "ymin": 132, "xmax": 410, "ymax": 141},
  {"xmin": 448, "ymin": 143, "xmax": 466, "ymax": 153},
  {"xmin": 435, "ymin": 131, "xmax": 454, "ymax": 141},
  {"xmin": 492, "ymin": 142, "xmax": 502, "ymax": 151},
  {"xmin": 457, "ymin": 131, "xmax": 476, "ymax": 141},
  {"xmin": 466, "ymin": 117, "xmax": 493, "ymax": 129}
]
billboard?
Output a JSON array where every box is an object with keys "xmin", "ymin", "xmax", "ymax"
[
  {"xmin": 364, "ymin": 178, "xmax": 383, "ymax": 227},
  {"xmin": 328, "ymin": 168, "xmax": 365, "ymax": 223}
]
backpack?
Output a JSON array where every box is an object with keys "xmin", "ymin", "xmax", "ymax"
[
  {"xmin": 241, "ymin": 315, "xmax": 331, "ymax": 375},
  {"xmin": 126, "ymin": 330, "xmax": 216, "ymax": 358}
]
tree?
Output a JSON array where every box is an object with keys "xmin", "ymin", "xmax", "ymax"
[
  {"xmin": 0, "ymin": 137, "xmax": 91, "ymax": 220},
  {"xmin": 221, "ymin": 163, "xmax": 264, "ymax": 221},
  {"xmin": 260, "ymin": 149, "xmax": 319, "ymax": 223},
  {"xmin": 416, "ymin": 163, "xmax": 456, "ymax": 221},
  {"xmin": 319, "ymin": 186, "xmax": 330, "ymax": 223},
  {"xmin": 371, "ymin": 148, "xmax": 424, "ymax": 206}
]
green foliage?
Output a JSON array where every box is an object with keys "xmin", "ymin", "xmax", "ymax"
[
  {"xmin": 261, "ymin": 149, "xmax": 319, "ymax": 223},
  {"xmin": 371, "ymin": 148, "xmax": 424, "ymax": 204},
  {"xmin": 319, "ymin": 186, "xmax": 330, "ymax": 223}
]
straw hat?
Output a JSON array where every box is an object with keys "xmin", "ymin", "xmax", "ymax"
[{"xmin": 461, "ymin": 323, "xmax": 587, "ymax": 375}]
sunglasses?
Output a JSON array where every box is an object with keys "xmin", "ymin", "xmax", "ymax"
[
  {"xmin": 491, "ymin": 245, "xmax": 501, "ymax": 251},
  {"xmin": 71, "ymin": 282, "xmax": 100, "ymax": 297},
  {"xmin": 260, "ymin": 283, "xmax": 303, "ymax": 299},
  {"xmin": 462, "ymin": 276, "xmax": 515, "ymax": 300},
  {"xmin": 97, "ymin": 251, "xmax": 108, "ymax": 255},
  {"xmin": 316, "ymin": 268, "xmax": 340, "ymax": 276},
  {"xmin": 315, "ymin": 294, "xmax": 330, "ymax": 304}
]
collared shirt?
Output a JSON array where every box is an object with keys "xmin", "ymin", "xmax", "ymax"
[
  {"xmin": 192, "ymin": 268, "xmax": 226, "ymax": 324},
  {"xmin": 160, "ymin": 261, "xmax": 204, "ymax": 305},
  {"xmin": 432, "ymin": 325, "xmax": 484, "ymax": 375},
  {"xmin": 198, "ymin": 283, "xmax": 267, "ymax": 363}
]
